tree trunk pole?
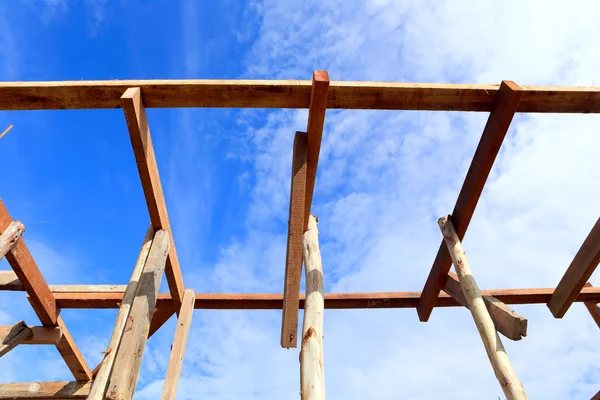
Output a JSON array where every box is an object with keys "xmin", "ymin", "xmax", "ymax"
[
  {"xmin": 438, "ymin": 216, "xmax": 527, "ymax": 400},
  {"xmin": 300, "ymin": 215, "xmax": 325, "ymax": 400}
]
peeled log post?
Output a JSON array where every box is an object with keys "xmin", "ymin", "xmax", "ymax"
[
  {"xmin": 438, "ymin": 216, "xmax": 527, "ymax": 400},
  {"xmin": 0, "ymin": 220, "xmax": 25, "ymax": 260},
  {"xmin": 300, "ymin": 215, "xmax": 325, "ymax": 400}
]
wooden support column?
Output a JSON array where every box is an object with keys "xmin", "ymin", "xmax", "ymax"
[
  {"xmin": 0, "ymin": 321, "xmax": 32, "ymax": 357},
  {"xmin": 439, "ymin": 216, "xmax": 527, "ymax": 399},
  {"xmin": 0, "ymin": 381, "xmax": 92, "ymax": 398},
  {"xmin": 160, "ymin": 289, "xmax": 195, "ymax": 400},
  {"xmin": 0, "ymin": 220, "xmax": 24, "ymax": 260},
  {"xmin": 444, "ymin": 272, "xmax": 527, "ymax": 340},
  {"xmin": 548, "ymin": 218, "xmax": 600, "ymax": 318},
  {"xmin": 121, "ymin": 87, "xmax": 184, "ymax": 311},
  {"xmin": 417, "ymin": 81, "xmax": 523, "ymax": 322},
  {"xmin": 88, "ymin": 226, "xmax": 154, "ymax": 399},
  {"xmin": 300, "ymin": 215, "xmax": 325, "ymax": 400},
  {"xmin": 281, "ymin": 131, "xmax": 308, "ymax": 348},
  {"xmin": 106, "ymin": 229, "xmax": 170, "ymax": 400}
]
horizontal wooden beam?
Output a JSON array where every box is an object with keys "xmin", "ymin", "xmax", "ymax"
[
  {"xmin": 0, "ymin": 325, "xmax": 62, "ymax": 345},
  {"xmin": 548, "ymin": 217, "xmax": 600, "ymax": 318},
  {"xmin": 0, "ymin": 321, "xmax": 32, "ymax": 357},
  {"xmin": 0, "ymin": 80, "xmax": 599, "ymax": 112},
  {"xmin": 0, "ymin": 271, "xmax": 127, "ymax": 292},
  {"xmin": 47, "ymin": 287, "xmax": 600, "ymax": 310},
  {"xmin": 0, "ymin": 381, "xmax": 91, "ymax": 398}
]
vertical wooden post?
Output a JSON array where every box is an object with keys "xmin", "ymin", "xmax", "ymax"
[
  {"xmin": 300, "ymin": 215, "xmax": 325, "ymax": 400},
  {"xmin": 439, "ymin": 216, "xmax": 527, "ymax": 400}
]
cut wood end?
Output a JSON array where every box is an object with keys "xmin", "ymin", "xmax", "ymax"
[
  {"xmin": 313, "ymin": 70, "xmax": 330, "ymax": 83},
  {"xmin": 501, "ymin": 80, "xmax": 523, "ymax": 92},
  {"xmin": 121, "ymin": 87, "xmax": 141, "ymax": 100}
]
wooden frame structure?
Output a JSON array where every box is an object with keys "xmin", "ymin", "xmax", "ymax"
[{"xmin": 0, "ymin": 72, "xmax": 599, "ymax": 398}]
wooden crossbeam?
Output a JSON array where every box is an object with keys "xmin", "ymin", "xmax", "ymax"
[
  {"xmin": 439, "ymin": 216, "xmax": 526, "ymax": 399},
  {"xmin": 548, "ymin": 218, "xmax": 600, "ymax": 318},
  {"xmin": 444, "ymin": 272, "xmax": 527, "ymax": 340},
  {"xmin": 0, "ymin": 381, "xmax": 92, "ymax": 399},
  {"xmin": 0, "ymin": 270, "xmax": 23, "ymax": 291},
  {"xmin": 0, "ymin": 271, "xmax": 127, "ymax": 292},
  {"xmin": 583, "ymin": 283, "xmax": 600, "ymax": 329},
  {"xmin": 121, "ymin": 88, "xmax": 184, "ymax": 311},
  {"xmin": 161, "ymin": 289, "xmax": 195, "ymax": 400},
  {"xmin": 0, "ymin": 321, "xmax": 32, "ymax": 357},
  {"xmin": 0, "ymin": 325, "xmax": 62, "ymax": 345},
  {"xmin": 0, "ymin": 220, "xmax": 25, "ymax": 260},
  {"xmin": 106, "ymin": 229, "xmax": 170, "ymax": 400},
  {"xmin": 417, "ymin": 81, "xmax": 523, "ymax": 322},
  {"xmin": 0, "ymin": 80, "xmax": 600, "ymax": 112}
]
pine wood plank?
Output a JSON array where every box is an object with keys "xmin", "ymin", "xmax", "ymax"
[
  {"xmin": 0, "ymin": 321, "xmax": 32, "ymax": 357},
  {"xmin": 0, "ymin": 381, "xmax": 91, "ymax": 398}
]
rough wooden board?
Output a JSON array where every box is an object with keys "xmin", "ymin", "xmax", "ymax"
[
  {"xmin": 121, "ymin": 88, "xmax": 184, "ymax": 310},
  {"xmin": 281, "ymin": 131, "xmax": 308, "ymax": 348},
  {"xmin": 0, "ymin": 271, "xmax": 128, "ymax": 292},
  {"xmin": 160, "ymin": 289, "xmax": 195, "ymax": 400},
  {"xmin": 0, "ymin": 200, "xmax": 57, "ymax": 325},
  {"xmin": 417, "ymin": 81, "xmax": 523, "ymax": 322},
  {"xmin": 22, "ymin": 326, "xmax": 62, "ymax": 345},
  {"xmin": 0, "ymin": 320, "xmax": 32, "ymax": 357},
  {"xmin": 0, "ymin": 220, "xmax": 25, "ymax": 259},
  {"xmin": 55, "ymin": 316, "xmax": 91, "ymax": 381},
  {"xmin": 0, "ymin": 270, "xmax": 23, "ymax": 290},
  {"xmin": 0, "ymin": 80, "xmax": 600, "ymax": 112},
  {"xmin": 548, "ymin": 218, "xmax": 600, "ymax": 318},
  {"xmin": 0, "ymin": 381, "xmax": 92, "ymax": 398}
]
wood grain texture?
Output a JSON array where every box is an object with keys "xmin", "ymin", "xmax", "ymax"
[
  {"xmin": 160, "ymin": 289, "xmax": 195, "ymax": 400},
  {"xmin": 88, "ymin": 226, "xmax": 154, "ymax": 399},
  {"xmin": 439, "ymin": 216, "xmax": 527, "ymax": 400},
  {"xmin": 0, "ymin": 270, "xmax": 23, "ymax": 291},
  {"xmin": 444, "ymin": 272, "xmax": 527, "ymax": 340},
  {"xmin": 0, "ymin": 200, "xmax": 57, "ymax": 325},
  {"xmin": 417, "ymin": 81, "xmax": 523, "ymax": 322},
  {"xmin": 548, "ymin": 218, "xmax": 600, "ymax": 318},
  {"xmin": 0, "ymin": 80, "xmax": 599, "ymax": 112},
  {"xmin": 121, "ymin": 88, "xmax": 184, "ymax": 310},
  {"xmin": 0, "ymin": 381, "xmax": 92, "ymax": 398},
  {"xmin": 22, "ymin": 326, "xmax": 62, "ymax": 345},
  {"xmin": 300, "ymin": 215, "xmax": 326, "ymax": 400},
  {"xmin": 55, "ymin": 316, "xmax": 91, "ymax": 381},
  {"xmin": 281, "ymin": 131, "xmax": 308, "ymax": 348},
  {"xmin": 0, "ymin": 220, "xmax": 25, "ymax": 259},
  {"xmin": 106, "ymin": 229, "xmax": 170, "ymax": 400},
  {"xmin": 0, "ymin": 321, "xmax": 32, "ymax": 357}
]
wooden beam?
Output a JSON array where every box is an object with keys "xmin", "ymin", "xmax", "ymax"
[
  {"xmin": 417, "ymin": 81, "xmax": 523, "ymax": 322},
  {"xmin": 55, "ymin": 316, "xmax": 91, "ymax": 381},
  {"xmin": 160, "ymin": 289, "xmax": 195, "ymax": 400},
  {"xmin": 0, "ymin": 271, "xmax": 127, "ymax": 292},
  {"xmin": 0, "ymin": 200, "xmax": 57, "ymax": 325},
  {"xmin": 0, "ymin": 220, "xmax": 25, "ymax": 260},
  {"xmin": 121, "ymin": 88, "xmax": 184, "ymax": 311},
  {"xmin": 439, "ymin": 216, "xmax": 526, "ymax": 399},
  {"xmin": 0, "ymin": 321, "xmax": 32, "ymax": 357},
  {"xmin": 281, "ymin": 131, "xmax": 308, "ymax": 348},
  {"xmin": 300, "ymin": 215, "xmax": 326, "ymax": 400},
  {"xmin": 0, "ymin": 381, "xmax": 92, "ymax": 399},
  {"xmin": 0, "ymin": 270, "xmax": 23, "ymax": 291},
  {"xmin": 22, "ymin": 326, "xmax": 62, "ymax": 345},
  {"xmin": 583, "ymin": 283, "xmax": 600, "ymax": 329},
  {"xmin": 0, "ymin": 80, "xmax": 599, "ymax": 112},
  {"xmin": 548, "ymin": 218, "xmax": 600, "ymax": 318},
  {"xmin": 106, "ymin": 229, "xmax": 170, "ymax": 400},
  {"xmin": 444, "ymin": 272, "xmax": 527, "ymax": 340},
  {"xmin": 591, "ymin": 390, "xmax": 600, "ymax": 400},
  {"xmin": 88, "ymin": 226, "xmax": 154, "ymax": 399}
]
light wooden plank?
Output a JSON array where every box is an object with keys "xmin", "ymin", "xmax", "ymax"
[
  {"xmin": 121, "ymin": 88, "xmax": 184, "ymax": 311},
  {"xmin": 0, "ymin": 381, "xmax": 91, "ymax": 398},
  {"xmin": 548, "ymin": 218, "xmax": 600, "ymax": 318},
  {"xmin": 0, "ymin": 80, "xmax": 599, "ymax": 112},
  {"xmin": 160, "ymin": 289, "xmax": 195, "ymax": 400},
  {"xmin": 0, "ymin": 200, "xmax": 57, "ymax": 325},
  {"xmin": 88, "ymin": 226, "xmax": 154, "ymax": 399},
  {"xmin": 281, "ymin": 131, "xmax": 308, "ymax": 348},
  {"xmin": 439, "ymin": 216, "xmax": 526, "ymax": 399},
  {"xmin": 22, "ymin": 326, "xmax": 62, "ymax": 345},
  {"xmin": 0, "ymin": 270, "xmax": 127, "ymax": 292},
  {"xmin": 0, "ymin": 321, "xmax": 32, "ymax": 357},
  {"xmin": 417, "ymin": 81, "xmax": 523, "ymax": 322},
  {"xmin": 444, "ymin": 272, "xmax": 527, "ymax": 340},
  {"xmin": 0, "ymin": 220, "xmax": 25, "ymax": 260},
  {"xmin": 0, "ymin": 270, "xmax": 22, "ymax": 291},
  {"xmin": 300, "ymin": 215, "xmax": 326, "ymax": 400},
  {"xmin": 55, "ymin": 316, "xmax": 91, "ymax": 381},
  {"xmin": 106, "ymin": 229, "xmax": 170, "ymax": 400}
]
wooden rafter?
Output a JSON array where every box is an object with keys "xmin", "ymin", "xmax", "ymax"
[
  {"xmin": 55, "ymin": 316, "xmax": 91, "ymax": 381},
  {"xmin": 0, "ymin": 80, "xmax": 600, "ymax": 112},
  {"xmin": 0, "ymin": 220, "xmax": 25, "ymax": 259},
  {"xmin": 0, "ymin": 381, "xmax": 92, "ymax": 398},
  {"xmin": 0, "ymin": 325, "xmax": 62, "ymax": 346},
  {"xmin": 0, "ymin": 321, "xmax": 32, "ymax": 357},
  {"xmin": 0, "ymin": 271, "xmax": 127, "ymax": 292},
  {"xmin": 417, "ymin": 81, "xmax": 523, "ymax": 322},
  {"xmin": 121, "ymin": 87, "xmax": 184, "ymax": 311},
  {"xmin": 548, "ymin": 218, "xmax": 600, "ymax": 318},
  {"xmin": 583, "ymin": 283, "xmax": 600, "ymax": 329}
]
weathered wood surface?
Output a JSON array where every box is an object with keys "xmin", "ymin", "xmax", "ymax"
[
  {"xmin": 418, "ymin": 81, "xmax": 523, "ymax": 322},
  {"xmin": 281, "ymin": 131, "xmax": 308, "ymax": 348},
  {"xmin": 439, "ymin": 216, "xmax": 527, "ymax": 399},
  {"xmin": 444, "ymin": 272, "xmax": 527, "ymax": 340},
  {"xmin": 0, "ymin": 80, "xmax": 600, "ymax": 112},
  {"xmin": 88, "ymin": 226, "xmax": 154, "ymax": 399},
  {"xmin": 548, "ymin": 218, "xmax": 600, "ymax": 318},
  {"xmin": 122, "ymin": 88, "xmax": 184, "ymax": 310},
  {"xmin": 0, "ymin": 270, "xmax": 126, "ymax": 292},
  {"xmin": 55, "ymin": 316, "xmax": 91, "ymax": 381},
  {"xmin": 300, "ymin": 215, "xmax": 326, "ymax": 400},
  {"xmin": 0, "ymin": 220, "xmax": 25, "ymax": 259},
  {"xmin": 106, "ymin": 229, "xmax": 170, "ymax": 400},
  {"xmin": 0, "ymin": 321, "xmax": 32, "ymax": 357},
  {"xmin": 160, "ymin": 289, "xmax": 195, "ymax": 400},
  {"xmin": 0, "ymin": 381, "xmax": 92, "ymax": 398}
]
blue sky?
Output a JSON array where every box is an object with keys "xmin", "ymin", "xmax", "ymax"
[{"xmin": 1, "ymin": 1, "xmax": 600, "ymax": 399}]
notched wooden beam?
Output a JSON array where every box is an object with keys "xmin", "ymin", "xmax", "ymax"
[{"xmin": 0, "ymin": 321, "xmax": 32, "ymax": 357}]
